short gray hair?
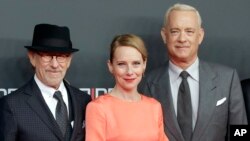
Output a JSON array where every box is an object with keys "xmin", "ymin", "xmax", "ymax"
[{"xmin": 163, "ymin": 3, "xmax": 202, "ymax": 27}]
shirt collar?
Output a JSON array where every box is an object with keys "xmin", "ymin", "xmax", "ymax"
[
  {"xmin": 169, "ymin": 58, "xmax": 199, "ymax": 82},
  {"xmin": 34, "ymin": 75, "xmax": 66, "ymax": 98}
]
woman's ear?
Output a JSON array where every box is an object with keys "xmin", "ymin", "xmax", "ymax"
[
  {"xmin": 107, "ymin": 60, "xmax": 113, "ymax": 74},
  {"xmin": 143, "ymin": 59, "xmax": 147, "ymax": 71}
]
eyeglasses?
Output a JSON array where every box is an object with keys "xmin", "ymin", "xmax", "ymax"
[{"xmin": 36, "ymin": 52, "xmax": 71, "ymax": 63}]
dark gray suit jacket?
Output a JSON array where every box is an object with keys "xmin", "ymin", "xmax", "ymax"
[
  {"xmin": 241, "ymin": 78, "xmax": 250, "ymax": 122},
  {"xmin": 0, "ymin": 78, "xmax": 91, "ymax": 141},
  {"xmin": 140, "ymin": 60, "xmax": 247, "ymax": 141}
]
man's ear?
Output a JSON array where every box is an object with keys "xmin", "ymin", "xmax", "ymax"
[
  {"xmin": 198, "ymin": 27, "xmax": 205, "ymax": 45},
  {"xmin": 161, "ymin": 27, "xmax": 167, "ymax": 44},
  {"xmin": 27, "ymin": 51, "xmax": 36, "ymax": 67}
]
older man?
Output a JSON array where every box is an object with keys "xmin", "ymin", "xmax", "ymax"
[
  {"xmin": 0, "ymin": 24, "xmax": 91, "ymax": 141},
  {"xmin": 140, "ymin": 3, "xmax": 247, "ymax": 141}
]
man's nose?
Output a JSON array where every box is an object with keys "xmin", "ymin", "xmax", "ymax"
[
  {"xmin": 50, "ymin": 56, "xmax": 60, "ymax": 67},
  {"xmin": 178, "ymin": 31, "xmax": 187, "ymax": 42}
]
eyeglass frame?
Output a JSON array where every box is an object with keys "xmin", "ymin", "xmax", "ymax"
[{"xmin": 35, "ymin": 51, "xmax": 72, "ymax": 63}]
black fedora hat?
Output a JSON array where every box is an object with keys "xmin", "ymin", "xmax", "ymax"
[{"xmin": 25, "ymin": 23, "xmax": 79, "ymax": 53}]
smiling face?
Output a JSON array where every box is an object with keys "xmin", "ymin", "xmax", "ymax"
[
  {"xmin": 108, "ymin": 46, "xmax": 146, "ymax": 91},
  {"xmin": 161, "ymin": 10, "xmax": 204, "ymax": 68},
  {"xmin": 28, "ymin": 51, "xmax": 72, "ymax": 89}
]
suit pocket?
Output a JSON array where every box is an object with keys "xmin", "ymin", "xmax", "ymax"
[{"xmin": 212, "ymin": 97, "xmax": 229, "ymax": 127}]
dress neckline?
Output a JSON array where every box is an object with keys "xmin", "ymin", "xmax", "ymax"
[{"xmin": 105, "ymin": 93, "xmax": 143, "ymax": 103}]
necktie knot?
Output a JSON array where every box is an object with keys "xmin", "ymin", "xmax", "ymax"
[
  {"xmin": 54, "ymin": 91, "xmax": 63, "ymax": 101},
  {"xmin": 180, "ymin": 71, "xmax": 189, "ymax": 80}
]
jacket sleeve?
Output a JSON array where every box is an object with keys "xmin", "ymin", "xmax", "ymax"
[
  {"xmin": 229, "ymin": 69, "xmax": 248, "ymax": 124},
  {"xmin": 0, "ymin": 98, "xmax": 17, "ymax": 141}
]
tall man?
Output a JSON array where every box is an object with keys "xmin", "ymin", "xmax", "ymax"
[
  {"xmin": 140, "ymin": 3, "xmax": 247, "ymax": 141},
  {"xmin": 0, "ymin": 24, "xmax": 91, "ymax": 141}
]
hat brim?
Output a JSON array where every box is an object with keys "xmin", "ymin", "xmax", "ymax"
[{"xmin": 25, "ymin": 46, "xmax": 79, "ymax": 53}]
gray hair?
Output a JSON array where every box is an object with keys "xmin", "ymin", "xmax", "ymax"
[{"xmin": 163, "ymin": 3, "xmax": 202, "ymax": 27}]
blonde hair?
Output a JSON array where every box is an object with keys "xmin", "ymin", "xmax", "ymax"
[
  {"xmin": 163, "ymin": 3, "xmax": 202, "ymax": 27},
  {"xmin": 110, "ymin": 34, "xmax": 148, "ymax": 63}
]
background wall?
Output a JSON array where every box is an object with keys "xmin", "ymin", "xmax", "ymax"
[{"xmin": 1, "ymin": 0, "xmax": 250, "ymax": 98}]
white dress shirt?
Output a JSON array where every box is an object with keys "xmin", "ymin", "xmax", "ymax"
[
  {"xmin": 34, "ymin": 75, "xmax": 69, "ymax": 119},
  {"xmin": 168, "ymin": 58, "xmax": 199, "ymax": 130}
]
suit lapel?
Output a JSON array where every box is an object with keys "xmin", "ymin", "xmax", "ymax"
[
  {"xmin": 25, "ymin": 79, "xmax": 63, "ymax": 140},
  {"xmin": 64, "ymin": 82, "xmax": 80, "ymax": 141},
  {"xmin": 192, "ymin": 61, "xmax": 217, "ymax": 140},
  {"xmin": 154, "ymin": 64, "xmax": 183, "ymax": 141}
]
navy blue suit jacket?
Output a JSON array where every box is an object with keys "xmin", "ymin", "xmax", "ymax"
[{"xmin": 0, "ymin": 78, "xmax": 91, "ymax": 141}]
